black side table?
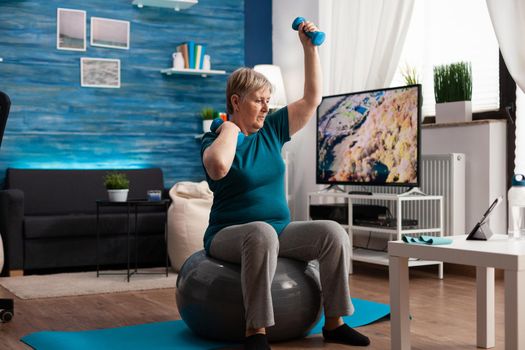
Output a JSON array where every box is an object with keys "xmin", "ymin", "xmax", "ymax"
[{"xmin": 96, "ymin": 199, "xmax": 170, "ymax": 282}]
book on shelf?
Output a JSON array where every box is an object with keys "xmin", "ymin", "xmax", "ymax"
[
  {"xmin": 176, "ymin": 43, "xmax": 189, "ymax": 69},
  {"xmin": 194, "ymin": 44, "xmax": 204, "ymax": 70},
  {"xmin": 176, "ymin": 41, "xmax": 207, "ymax": 70},
  {"xmin": 198, "ymin": 44, "xmax": 206, "ymax": 70},
  {"xmin": 187, "ymin": 41, "xmax": 195, "ymax": 69}
]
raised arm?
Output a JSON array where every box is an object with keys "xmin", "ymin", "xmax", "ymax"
[
  {"xmin": 287, "ymin": 21, "xmax": 322, "ymax": 136},
  {"xmin": 202, "ymin": 121, "xmax": 240, "ymax": 180}
]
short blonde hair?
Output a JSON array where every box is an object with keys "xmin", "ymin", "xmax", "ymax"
[{"xmin": 226, "ymin": 67, "xmax": 273, "ymax": 115}]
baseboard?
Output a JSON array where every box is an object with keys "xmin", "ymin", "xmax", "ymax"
[
  {"xmin": 8, "ymin": 270, "xmax": 24, "ymax": 277},
  {"xmin": 443, "ymin": 263, "xmax": 504, "ymax": 279},
  {"xmin": 352, "ymin": 261, "xmax": 503, "ymax": 280}
]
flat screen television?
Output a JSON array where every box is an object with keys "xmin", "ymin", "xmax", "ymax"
[{"xmin": 316, "ymin": 84, "xmax": 421, "ymax": 187}]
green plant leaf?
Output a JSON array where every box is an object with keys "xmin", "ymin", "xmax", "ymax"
[
  {"xmin": 103, "ymin": 172, "xmax": 130, "ymax": 190},
  {"xmin": 433, "ymin": 61, "xmax": 472, "ymax": 103},
  {"xmin": 200, "ymin": 107, "xmax": 215, "ymax": 120},
  {"xmin": 400, "ymin": 64, "xmax": 420, "ymax": 85}
]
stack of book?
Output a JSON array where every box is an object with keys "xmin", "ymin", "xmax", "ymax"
[{"xmin": 175, "ymin": 41, "xmax": 207, "ymax": 70}]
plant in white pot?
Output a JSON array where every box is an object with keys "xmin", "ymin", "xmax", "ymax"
[
  {"xmin": 433, "ymin": 61, "xmax": 472, "ymax": 124},
  {"xmin": 401, "ymin": 64, "xmax": 423, "ymax": 108},
  {"xmin": 200, "ymin": 107, "xmax": 215, "ymax": 133},
  {"xmin": 401, "ymin": 64, "xmax": 420, "ymax": 86},
  {"xmin": 103, "ymin": 172, "xmax": 130, "ymax": 202}
]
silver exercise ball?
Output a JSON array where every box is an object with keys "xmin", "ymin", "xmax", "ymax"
[{"xmin": 176, "ymin": 250, "xmax": 322, "ymax": 342}]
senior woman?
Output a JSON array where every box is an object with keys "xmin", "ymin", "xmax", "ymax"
[{"xmin": 200, "ymin": 21, "xmax": 370, "ymax": 350}]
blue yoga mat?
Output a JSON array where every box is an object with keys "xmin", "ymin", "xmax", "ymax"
[
  {"xmin": 22, "ymin": 298, "xmax": 390, "ymax": 350},
  {"xmin": 307, "ymin": 298, "xmax": 390, "ymax": 335}
]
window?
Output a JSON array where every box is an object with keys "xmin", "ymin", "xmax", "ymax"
[{"xmin": 390, "ymin": 0, "xmax": 500, "ymax": 118}]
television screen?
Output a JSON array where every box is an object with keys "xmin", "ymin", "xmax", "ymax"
[{"xmin": 316, "ymin": 84, "xmax": 421, "ymax": 187}]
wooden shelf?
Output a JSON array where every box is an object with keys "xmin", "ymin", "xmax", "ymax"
[
  {"xmin": 132, "ymin": 0, "xmax": 197, "ymax": 11},
  {"xmin": 161, "ymin": 68, "xmax": 226, "ymax": 77}
]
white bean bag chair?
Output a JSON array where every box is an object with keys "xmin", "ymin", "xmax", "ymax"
[{"xmin": 167, "ymin": 181, "xmax": 213, "ymax": 272}]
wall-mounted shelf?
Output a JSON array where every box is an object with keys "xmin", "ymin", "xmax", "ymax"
[
  {"xmin": 132, "ymin": 0, "xmax": 197, "ymax": 11},
  {"xmin": 161, "ymin": 68, "xmax": 226, "ymax": 78}
]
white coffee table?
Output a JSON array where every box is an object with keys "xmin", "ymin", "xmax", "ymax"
[{"xmin": 389, "ymin": 234, "xmax": 525, "ymax": 350}]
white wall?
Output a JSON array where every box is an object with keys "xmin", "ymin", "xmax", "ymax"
[
  {"xmin": 422, "ymin": 121, "xmax": 507, "ymax": 234},
  {"xmin": 273, "ymin": 0, "xmax": 326, "ymax": 220}
]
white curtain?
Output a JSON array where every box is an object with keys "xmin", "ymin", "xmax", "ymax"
[
  {"xmin": 516, "ymin": 89, "xmax": 525, "ymax": 175},
  {"xmin": 328, "ymin": 0, "xmax": 415, "ymax": 94},
  {"xmin": 486, "ymin": 0, "xmax": 525, "ymax": 92},
  {"xmin": 486, "ymin": 0, "xmax": 525, "ymax": 175}
]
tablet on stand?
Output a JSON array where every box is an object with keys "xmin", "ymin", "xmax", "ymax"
[{"xmin": 466, "ymin": 196, "xmax": 503, "ymax": 241}]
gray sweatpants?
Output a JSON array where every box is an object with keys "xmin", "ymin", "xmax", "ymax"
[{"xmin": 209, "ymin": 220, "xmax": 354, "ymax": 330}]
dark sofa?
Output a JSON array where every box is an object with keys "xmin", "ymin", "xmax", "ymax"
[{"xmin": 0, "ymin": 168, "xmax": 168, "ymax": 276}]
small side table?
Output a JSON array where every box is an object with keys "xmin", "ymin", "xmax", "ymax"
[
  {"xmin": 389, "ymin": 234, "xmax": 525, "ymax": 349},
  {"xmin": 96, "ymin": 199, "xmax": 170, "ymax": 282}
]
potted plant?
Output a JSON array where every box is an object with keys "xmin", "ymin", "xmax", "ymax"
[
  {"xmin": 433, "ymin": 61, "xmax": 472, "ymax": 123},
  {"xmin": 401, "ymin": 64, "xmax": 423, "ymax": 110},
  {"xmin": 200, "ymin": 107, "xmax": 215, "ymax": 133},
  {"xmin": 103, "ymin": 172, "xmax": 130, "ymax": 202},
  {"xmin": 400, "ymin": 64, "xmax": 420, "ymax": 85}
]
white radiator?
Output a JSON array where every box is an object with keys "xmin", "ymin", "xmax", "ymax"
[{"xmin": 347, "ymin": 153, "xmax": 466, "ymax": 236}]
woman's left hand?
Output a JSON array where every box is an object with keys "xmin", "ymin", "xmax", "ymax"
[{"xmin": 298, "ymin": 21, "xmax": 320, "ymax": 48}]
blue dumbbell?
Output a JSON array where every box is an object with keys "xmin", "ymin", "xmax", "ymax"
[
  {"xmin": 210, "ymin": 118, "xmax": 245, "ymax": 146},
  {"xmin": 292, "ymin": 17, "xmax": 325, "ymax": 46}
]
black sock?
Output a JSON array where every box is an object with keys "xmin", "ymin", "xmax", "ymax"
[
  {"xmin": 323, "ymin": 324, "xmax": 370, "ymax": 346},
  {"xmin": 244, "ymin": 334, "xmax": 271, "ymax": 350}
]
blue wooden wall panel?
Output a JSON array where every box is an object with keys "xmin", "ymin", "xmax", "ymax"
[
  {"xmin": 245, "ymin": 0, "xmax": 272, "ymax": 67},
  {"xmin": 0, "ymin": 0, "xmax": 244, "ymax": 188}
]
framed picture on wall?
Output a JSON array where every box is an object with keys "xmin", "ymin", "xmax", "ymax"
[
  {"xmin": 57, "ymin": 8, "xmax": 86, "ymax": 51},
  {"xmin": 80, "ymin": 57, "xmax": 120, "ymax": 88},
  {"xmin": 90, "ymin": 17, "xmax": 130, "ymax": 50}
]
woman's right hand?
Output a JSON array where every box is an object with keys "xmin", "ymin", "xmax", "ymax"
[{"xmin": 215, "ymin": 120, "xmax": 241, "ymax": 135}]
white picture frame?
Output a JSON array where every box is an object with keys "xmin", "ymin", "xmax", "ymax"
[
  {"xmin": 57, "ymin": 8, "xmax": 86, "ymax": 51},
  {"xmin": 80, "ymin": 57, "xmax": 121, "ymax": 88},
  {"xmin": 90, "ymin": 17, "xmax": 130, "ymax": 50}
]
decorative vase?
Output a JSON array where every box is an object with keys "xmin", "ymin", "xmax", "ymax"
[
  {"xmin": 203, "ymin": 55, "xmax": 211, "ymax": 71},
  {"xmin": 435, "ymin": 101, "xmax": 472, "ymax": 124},
  {"xmin": 107, "ymin": 189, "xmax": 129, "ymax": 202},
  {"xmin": 202, "ymin": 119, "xmax": 213, "ymax": 133},
  {"xmin": 172, "ymin": 52, "xmax": 184, "ymax": 70}
]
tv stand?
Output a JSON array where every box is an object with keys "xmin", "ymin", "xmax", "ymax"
[
  {"xmin": 307, "ymin": 191, "xmax": 444, "ymax": 279},
  {"xmin": 399, "ymin": 187, "xmax": 426, "ymax": 196}
]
